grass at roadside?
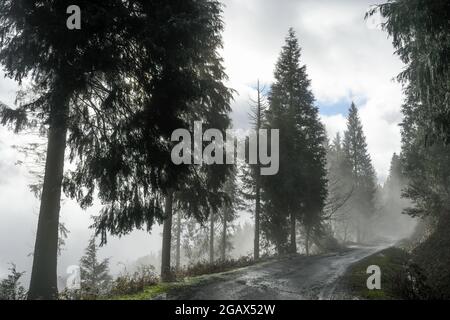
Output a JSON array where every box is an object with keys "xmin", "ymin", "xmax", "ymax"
[
  {"xmin": 339, "ymin": 247, "xmax": 410, "ymax": 300},
  {"xmin": 112, "ymin": 277, "xmax": 204, "ymax": 300}
]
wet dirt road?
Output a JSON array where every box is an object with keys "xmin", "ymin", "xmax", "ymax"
[{"xmin": 165, "ymin": 245, "xmax": 388, "ymax": 300}]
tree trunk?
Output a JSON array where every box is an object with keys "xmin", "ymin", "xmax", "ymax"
[
  {"xmin": 254, "ymin": 182, "xmax": 261, "ymax": 260},
  {"xmin": 254, "ymin": 189, "xmax": 261, "ymax": 260},
  {"xmin": 161, "ymin": 191, "xmax": 173, "ymax": 282},
  {"xmin": 253, "ymin": 167, "xmax": 261, "ymax": 260},
  {"xmin": 28, "ymin": 89, "xmax": 70, "ymax": 300},
  {"xmin": 254, "ymin": 79, "xmax": 262, "ymax": 261},
  {"xmin": 209, "ymin": 210, "xmax": 214, "ymax": 264},
  {"xmin": 356, "ymin": 217, "xmax": 361, "ymax": 243},
  {"xmin": 290, "ymin": 212, "xmax": 297, "ymax": 253},
  {"xmin": 175, "ymin": 210, "xmax": 181, "ymax": 271},
  {"xmin": 360, "ymin": 217, "xmax": 366, "ymax": 243},
  {"xmin": 305, "ymin": 226, "xmax": 311, "ymax": 256},
  {"xmin": 221, "ymin": 209, "xmax": 227, "ymax": 261},
  {"xmin": 343, "ymin": 222, "xmax": 349, "ymax": 243}
]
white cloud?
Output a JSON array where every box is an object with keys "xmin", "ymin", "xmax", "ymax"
[
  {"xmin": 222, "ymin": 0, "xmax": 405, "ymax": 183},
  {"xmin": 359, "ymin": 82, "xmax": 404, "ymax": 183},
  {"xmin": 321, "ymin": 114, "xmax": 347, "ymax": 140}
]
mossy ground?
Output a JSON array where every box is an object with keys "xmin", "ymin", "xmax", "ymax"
[
  {"xmin": 112, "ymin": 276, "xmax": 205, "ymax": 300},
  {"xmin": 340, "ymin": 247, "xmax": 410, "ymax": 300}
]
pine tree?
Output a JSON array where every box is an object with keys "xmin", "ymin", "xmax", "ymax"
[
  {"xmin": 343, "ymin": 103, "xmax": 377, "ymax": 242},
  {"xmin": 79, "ymin": 237, "xmax": 112, "ymax": 299},
  {"xmin": 300, "ymin": 90, "xmax": 328, "ymax": 256},
  {"xmin": 375, "ymin": 153, "xmax": 415, "ymax": 238},
  {"xmin": 370, "ymin": 1, "xmax": 450, "ymax": 295},
  {"xmin": 174, "ymin": 210, "xmax": 183, "ymax": 271},
  {"xmin": 400, "ymin": 93, "xmax": 450, "ymax": 220},
  {"xmin": 0, "ymin": 0, "xmax": 139, "ymax": 299},
  {"xmin": 12, "ymin": 143, "xmax": 70, "ymax": 256},
  {"xmin": 182, "ymin": 218, "xmax": 210, "ymax": 264},
  {"xmin": 219, "ymin": 167, "xmax": 242, "ymax": 261},
  {"xmin": 161, "ymin": 191, "xmax": 174, "ymax": 281},
  {"xmin": 169, "ymin": 205, "xmax": 188, "ymax": 272},
  {"xmin": 367, "ymin": 0, "xmax": 450, "ymax": 144},
  {"xmin": 0, "ymin": 264, "xmax": 27, "ymax": 300},
  {"xmin": 241, "ymin": 80, "xmax": 267, "ymax": 260},
  {"xmin": 369, "ymin": 0, "xmax": 450, "ymax": 224},
  {"xmin": 367, "ymin": 0, "xmax": 450, "ymax": 242},
  {"xmin": 262, "ymin": 29, "xmax": 327, "ymax": 254},
  {"xmin": 384, "ymin": 154, "xmax": 403, "ymax": 195},
  {"xmin": 325, "ymin": 134, "xmax": 354, "ymax": 242},
  {"xmin": 81, "ymin": 0, "xmax": 234, "ymax": 282},
  {"xmin": 209, "ymin": 209, "xmax": 215, "ymax": 264}
]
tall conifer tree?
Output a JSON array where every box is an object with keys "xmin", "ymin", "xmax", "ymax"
[
  {"xmin": 343, "ymin": 103, "xmax": 377, "ymax": 242},
  {"xmin": 262, "ymin": 29, "xmax": 327, "ymax": 253}
]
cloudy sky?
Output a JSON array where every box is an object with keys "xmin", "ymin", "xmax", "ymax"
[{"xmin": 0, "ymin": 0, "xmax": 404, "ymax": 282}]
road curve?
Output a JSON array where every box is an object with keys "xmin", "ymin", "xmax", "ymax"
[{"xmin": 165, "ymin": 245, "xmax": 388, "ymax": 300}]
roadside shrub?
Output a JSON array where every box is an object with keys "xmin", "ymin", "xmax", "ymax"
[
  {"xmin": 108, "ymin": 265, "xmax": 159, "ymax": 297},
  {"xmin": 410, "ymin": 214, "xmax": 450, "ymax": 299},
  {"xmin": 58, "ymin": 288, "xmax": 81, "ymax": 300},
  {"xmin": 0, "ymin": 264, "xmax": 27, "ymax": 300},
  {"xmin": 175, "ymin": 255, "xmax": 255, "ymax": 279},
  {"xmin": 391, "ymin": 262, "xmax": 434, "ymax": 300}
]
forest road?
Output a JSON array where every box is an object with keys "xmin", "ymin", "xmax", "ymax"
[{"xmin": 164, "ymin": 245, "xmax": 390, "ymax": 300}]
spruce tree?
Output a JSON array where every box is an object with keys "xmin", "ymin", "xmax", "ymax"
[
  {"xmin": 301, "ymin": 88, "xmax": 328, "ymax": 255},
  {"xmin": 182, "ymin": 218, "xmax": 210, "ymax": 264},
  {"xmin": 372, "ymin": 0, "xmax": 450, "ymax": 222},
  {"xmin": 343, "ymin": 103, "xmax": 377, "ymax": 242},
  {"xmin": 79, "ymin": 237, "xmax": 112, "ymax": 299},
  {"xmin": 0, "ymin": 0, "xmax": 138, "ymax": 299},
  {"xmin": 367, "ymin": 0, "xmax": 450, "ymax": 242},
  {"xmin": 219, "ymin": 167, "xmax": 242, "ymax": 261},
  {"xmin": 400, "ymin": 92, "xmax": 450, "ymax": 220},
  {"xmin": 241, "ymin": 80, "xmax": 267, "ymax": 260},
  {"xmin": 161, "ymin": 191, "xmax": 174, "ymax": 281},
  {"xmin": 325, "ymin": 133, "xmax": 354, "ymax": 242},
  {"xmin": 376, "ymin": 153, "xmax": 415, "ymax": 238},
  {"xmin": 84, "ymin": 1, "xmax": 233, "ymax": 280},
  {"xmin": 367, "ymin": 0, "xmax": 450, "ymax": 144},
  {"xmin": 209, "ymin": 209, "xmax": 215, "ymax": 264},
  {"xmin": 369, "ymin": 1, "xmax": 450, "ymax": 294},
  {"xmin": 0, "ymin": 264, "xmax": 27, "ymax": 300},
  {"xmin": 262, "ymin": 29, "xmax": 327, "ymax": 254},
  {"xmin": 171, "ymin": 209, "xmax": 183, "ymax": 272}
]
